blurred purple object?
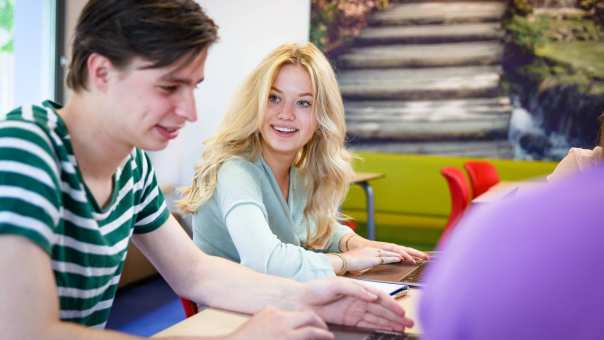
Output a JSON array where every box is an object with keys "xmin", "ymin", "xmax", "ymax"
[{"xmin": 420, "ymin": 164, "xmax": 604, "ymax": 340}]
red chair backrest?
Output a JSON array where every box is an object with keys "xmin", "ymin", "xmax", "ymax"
[
  {"xmin": 464, "ymin": 160, "xmax": 500, "ymax": 198},
  {"xmin": 180, "ymin": 297, "xmax": 198, "ymax": 318},
  {"xmin": 342, "ymin": 219, "xmax": 357, "ymax": 231},
  {"xmin": 440, "ymin": 167, "xmax": 471, "ymax": 238}
]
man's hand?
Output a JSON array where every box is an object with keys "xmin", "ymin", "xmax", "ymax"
[
  {"xmin": 229, "ymin": 307, "xmax": 333, "ymax": 340},
  {"xmin": 297, "ymin": 277, "xmax": 413, "ymax": 332}
]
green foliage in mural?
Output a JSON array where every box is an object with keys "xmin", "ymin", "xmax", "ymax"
[
  {"xmin": 310, "ymin": 0, "xmax": 390, "ymax": 53},
  {"xmin": 510, "ymin": 0, "xmax": 534, "ymax": 16},
  {"xmin": 506, "ymin": 15, "xmax": 603, "ymax": 51},
  {"xmin": 505, "ymin": 0, "xmax": 604, "ymax": 82},
  {"xmin": 0, "ymin": 0, "xmax": 14, "ymax": 53},
  {"xmin": 310, "ymin": 1, "xmax": 338, "ymax": 51},
  {"xmin": 503, "ymin": 0, "xmax": 604, "ymax": 151}
]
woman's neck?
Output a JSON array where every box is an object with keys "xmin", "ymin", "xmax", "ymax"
[
  {"xmin": 262, "ymin": 149, "xmax": 295, "ymax": 181},
  {"xmin": 261, "ymin": 149, "xmax": 296, "ymax": 201}
]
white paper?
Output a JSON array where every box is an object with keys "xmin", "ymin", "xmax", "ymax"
[{"xmin": 354, "ymin": 279, "xmax": 408, "ymax": 296}]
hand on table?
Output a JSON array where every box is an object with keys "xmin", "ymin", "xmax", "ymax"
[
  {"xmin": 342, "ymin": 247, "xmax": 403, "ymax": 272},
  {"xmin": 229, "ymin": 307, "xmax": 333, "ymax": 340},
  {"xmin": 365, "ymin": 241, "xmax": 429, "ymax": 265},
  {"xmin": 298, "ymin": 277, "xmax": 413, "ymax": 332},
  {"xmin": 344, "ymin": 234, "xmax": 429, "ymax": 265}
]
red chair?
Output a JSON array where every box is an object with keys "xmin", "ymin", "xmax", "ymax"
[
  {"xmin": 440, "ymin": 167, "xmax": 472, "ymax": 239},
  {"xmin": 180, "ymin": 297, "xmax": 198, "ymax": 318},
  {"xmin": 342, "ymin": 219, "xmax": 358, "ymax": 231},
  {"xmin": 464, "ymin": 160, "xmax": 500, "ymax": 198}
]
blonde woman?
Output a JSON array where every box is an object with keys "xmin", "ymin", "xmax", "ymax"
[{"xmin": 179, "ymin": 42, "xmax": 427, "ymax": 281}]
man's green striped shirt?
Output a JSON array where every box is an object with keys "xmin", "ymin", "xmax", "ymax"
[{"xmin": 0, "ymin": 101, "xmax": 170, "ymax": 328}]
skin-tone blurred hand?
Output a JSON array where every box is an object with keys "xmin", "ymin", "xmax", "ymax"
[
  {"xmin": 228, "ymin": 307, "xmax": 333, "ymax": 340},
  {"xmin": 298, "ymin": 277, "xmax": 413, "ymax": 332},
  {"xmin": 365, "ymin": 241, "xmax": 429, "ymax": 265},
  {"xmin": 341, "ymin": 247, "xmax": 403, "ymax": 272},
  {"xmin": 343, "ymin": 234, "xmax": 429, "ymax": 264}
]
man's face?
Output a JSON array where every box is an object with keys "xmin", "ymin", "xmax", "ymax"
[{"xmin": 105, "ymin": 49, "xmax": 208, "ymax": 151}]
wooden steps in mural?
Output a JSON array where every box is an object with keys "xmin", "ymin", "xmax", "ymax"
[
  {"xmin": 345, "ymin": 97, "xmax": 511, "ymax": 140},
  {"xmin": 337, "ymin": 0, "xmax": 512, "ymax": 158},
  {"xmin": 355, "ymin": 23, "xmax": 503, "ymax": 45},
  {"xmin": 338, "ymin": 42, "xmax": 502, "ymax": 68},
  {"xmin": 391, "ymin": 0, "xmax": 507, "ymax": 3},
  {"xmin": 368, "ymin": 1, "xmax": 506, "ymax": 26},
  {"xmin": 338, "ymin": 66, "xmax": 502, "ymax": 100}
]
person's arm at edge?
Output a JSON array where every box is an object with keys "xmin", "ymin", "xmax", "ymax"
[
  {"xmin": 0, "ymin": 235, "xmax": 220, "ymax": 340},
  {"xmin": 547, "ymin": 148, "xmax": 581, "ymax": 181}
]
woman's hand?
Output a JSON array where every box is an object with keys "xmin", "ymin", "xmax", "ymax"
[
  {"xmin": 229, "ymin": 307, "xmax": 334, "ymax": 340},
  {"xmin": 365, "ymin": 241, "xmax": 429, "ymax": 265},
  {"xmin": 342, "ymin": 234, "xmax": 429, "ymax": 264},
  {"xmin": 341, "ymin": 247, "xmax": 403, "ymax": 272}
]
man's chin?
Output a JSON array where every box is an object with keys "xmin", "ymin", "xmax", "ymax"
[{"xmin": 140, "ymin": 140, "xmax": 170, "ymax": 152}]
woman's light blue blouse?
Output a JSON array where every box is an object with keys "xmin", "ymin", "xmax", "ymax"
[{"xmin": 192, "ymin": 156, "xmax": 353, "ymax": 281}]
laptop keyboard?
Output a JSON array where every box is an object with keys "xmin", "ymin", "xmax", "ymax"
[
  {"xmin": 403, "ymin": 261, "xmax": 427, "ymax": 283},
  {"xmin": 364, "ymin": 330, "xmax": 408, "ymax": 339}
]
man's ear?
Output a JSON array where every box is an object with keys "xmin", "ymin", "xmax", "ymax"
[{"xmin": 86, "ymin": 53, "xmax": 113, "ymax": 92}]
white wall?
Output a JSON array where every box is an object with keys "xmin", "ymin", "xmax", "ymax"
[
  {"xmin": 150, "ymin": 0, "xmax": 310, "ymax": 190},
  {"xmin": 10, "ymin": 0, "xmax": 55, "ymax": 111},
  {"xmin": 63, "ymin": 1, "xmax": 310, "ymax": 190}
]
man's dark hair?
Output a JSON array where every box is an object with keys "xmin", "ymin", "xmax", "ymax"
[{"xmin": 66, "ymin": 0, "xmax": 218, "ymax": 92}]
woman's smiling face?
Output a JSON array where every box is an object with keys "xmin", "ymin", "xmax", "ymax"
[{"xmin": 260, "ymin": 63, "xmax": 318, "ymax": 160}]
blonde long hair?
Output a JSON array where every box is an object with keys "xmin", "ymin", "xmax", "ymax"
[{"xmin": 178, "ymin": 42, "xmax": 354, "ymax": 249}]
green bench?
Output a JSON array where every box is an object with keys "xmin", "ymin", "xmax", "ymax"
[{"xmin": 342, "ymin": 152, "xmax": 556, "ymax": 250}]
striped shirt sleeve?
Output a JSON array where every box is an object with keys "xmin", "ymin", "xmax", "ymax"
[
  {"xmin": 0, "ymin": 120, "xmax": 62, "ymax": 254},
  {"xmin": 132, "ymin": 150, "xmax": 169, "ymax": 234}
]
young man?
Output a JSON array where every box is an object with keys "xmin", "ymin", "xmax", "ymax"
[{"xmin": 0, "ymin": 1, "xmax": 412, "ymax": 339}]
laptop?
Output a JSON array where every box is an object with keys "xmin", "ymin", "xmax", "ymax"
[
  {"xmin": 331, "ymin": 324, "xmax": 417, "ymax": 340},
  {"xmin": 349, "ymin": 256, "xmax": 434, "ymax": 287}
]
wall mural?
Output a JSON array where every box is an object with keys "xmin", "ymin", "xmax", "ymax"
[
  {"xmin": 0, "ymin": 0, "xmax": 14, "ymax": 113},
  {"xmin": 0, "ymin": 0, "xmax": 12, "ymax": 53},
  {"xmin": 311, "ymin": 0, "xmax": 604, "ymax": 160}
]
